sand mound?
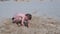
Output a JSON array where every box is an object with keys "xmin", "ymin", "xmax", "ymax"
[{"xmin": 0, "ymin": 16, "xmax": 60, "ymax": 34}]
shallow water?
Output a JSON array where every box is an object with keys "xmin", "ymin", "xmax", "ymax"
[{"xmin": 0, "ymin": 0, "xmax": 60, "ymax": 19}]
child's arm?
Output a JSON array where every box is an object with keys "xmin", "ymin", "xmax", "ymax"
[
  {"xmin": 21, "ymin": 16, "xmax": 25, "ymax": 26},
  {"xmin": 27, "ymin": 20, "xmax": 30, "ymax": 27}
]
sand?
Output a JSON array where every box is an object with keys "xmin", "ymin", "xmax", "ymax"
[{"xmin": 0, "ymin": 16, "xmax": 60, "ymax": 34}]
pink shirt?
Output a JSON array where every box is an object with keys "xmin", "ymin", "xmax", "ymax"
[{"xmin": 13, "ymin": 13, "xmax": 25, "ymax": 24}]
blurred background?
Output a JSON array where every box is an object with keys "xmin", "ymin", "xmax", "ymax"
[
  {"xmin": 0, "ymin": 0, "xmax": 60, "ymax": 19},
  {"xmin": 0, "ymin": 0, "xmax": 60, "ymax": 34}
]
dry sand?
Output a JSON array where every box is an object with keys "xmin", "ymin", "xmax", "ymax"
[{"xmin": 0, "ymin": 16, "xmax": 60, "ymax": 34}]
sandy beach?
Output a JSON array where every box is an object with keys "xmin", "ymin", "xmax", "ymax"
[
  {"xmin": 0, "ymin": 16, "xmax": 60, "ymax": 34},
  {"xmin": 0, "ymin": 0, "xmax": 60, "ymax": 34}
]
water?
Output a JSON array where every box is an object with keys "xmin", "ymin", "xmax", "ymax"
[{"xmin": 0, "ymin": 0, "xmax": 60, "ymax": 19}]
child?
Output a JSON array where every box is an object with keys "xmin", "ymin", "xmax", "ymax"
[
  {"xmin": 12, "ymin": 13, "xmax": 32, "ymax": 27},
  {"xmin": 12, "ymin": 13, "xmax": 25, "ymax": 26}
]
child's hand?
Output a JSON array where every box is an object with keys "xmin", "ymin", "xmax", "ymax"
[{"xmin": 21, "ymin": 23, "xmax": 24, "ymax": 26}]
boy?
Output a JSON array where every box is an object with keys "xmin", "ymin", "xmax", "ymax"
[{"xmin": 12, "ymin": 13, "xmax": 32, "ymax": 27}]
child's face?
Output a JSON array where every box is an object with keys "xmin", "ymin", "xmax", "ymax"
[{"xmin": 25, "ymin": 16, "xmax": 29, "ymax": 20}]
